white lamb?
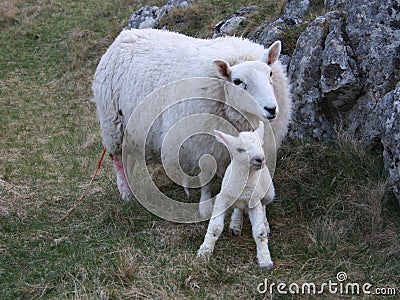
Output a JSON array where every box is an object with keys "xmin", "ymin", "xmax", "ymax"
[
  {"xmin": 197, "ymin": 121, "xmax": 274, "ymax": 269},
  {"xmin": 92, "ymin": 29, "xmax": 291, "ymax": 215}
]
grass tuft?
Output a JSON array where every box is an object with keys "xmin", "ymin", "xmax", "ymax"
[{"xmin": 0, "ymin": 1, "xmax": 20, "ymax": 27}]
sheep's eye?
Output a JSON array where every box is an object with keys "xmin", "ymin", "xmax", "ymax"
[
  {"xmin": 270, "ymin": 71, "xmax": 273, "ymax": 77},
  {"xmin": 233, "ymin": 79, "xmax": 243, "ymax": 86},
  {"xmin": 237, "ymin": 148, "xmax": 245, "ymax": 153}
]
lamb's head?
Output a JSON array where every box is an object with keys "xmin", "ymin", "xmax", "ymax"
[
  {"xmin": 214, "ymin": 121, "xmax": 265, "ymax": 170},
  {"xmin": 213, "ymin": 41, "xmax": 281, "ymax": 121}
]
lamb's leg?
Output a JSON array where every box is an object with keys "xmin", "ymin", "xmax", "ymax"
[
  {"xmin": 197, "ymin": 196, "xmax": 226, "ymax": 258},
  {"xmin": 248, "ymin": 203, "xmax": 273, "ymax": 269},
  {"xmin": 263, "ymin": 204, "xmax": 270, "ymax": 235},
  {"xmin": 112, "ymin": 154, "xmax": 133, "ymax": 201},
  {"xmin": 262, "ymin": 183, "xmax": 275, "ymax": 234},
  {"xmin": 229, "ymin": 208, "xmax": 243, "ymax": 236},
  {"xmin": 199, "ymin": 183, "xmax": 213, "ymax": 218}
]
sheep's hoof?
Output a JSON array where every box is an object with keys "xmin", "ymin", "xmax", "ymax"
[
  {"xmin": 120, "ymin": 190, "xmax": 134, "ymax": 202},
  {"xmin": 258, "ymin": 260, "xmax": 273, "ymax": 270},
  {"xmin": 230, "ymin": 228, "xmax": 242, "ymax": 236}
]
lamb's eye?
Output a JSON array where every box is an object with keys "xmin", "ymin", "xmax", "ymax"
[
  {"xmin": 233, "ymin": 79, "xmax": 243, "ymax": 86},
  {"xmin": 270, "ymin": 71, "xmax": 273, "ymax": 77},
  {"xmin": 237, "ymin": 148, "xmax": 245, "ymax": 153}
]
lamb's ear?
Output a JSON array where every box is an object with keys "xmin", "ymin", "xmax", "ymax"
[
  {"xmin": 255, "ymin": 121, "xmax": 265, "ymax": 140},
  {"xmin": 260, "ymin": 40, "xmax": 281, "ymax": 65},
  {"xmin": 214, "ymin": 130, "xmax": 233, "ymax": 147},
  {"xmin": 213, "ymin": 59, "xmax": 231, "ymax": 80}
]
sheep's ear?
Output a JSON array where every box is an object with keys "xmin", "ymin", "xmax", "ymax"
[
  {"xmin": 213, "ymin": 59, "xmax": 231, "ymax": 80},
  {"xmin": 255, "ymin": 121, "xmax": 265, "ymax": 140},
  {"xmin": 260, "ymin": 40, "xmax": 281, "ymax": 65},
  {"xmin": 214, "ymin": 130, "xmax": 232, "ymax": 147}
]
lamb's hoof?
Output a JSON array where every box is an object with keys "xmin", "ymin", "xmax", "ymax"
[
  {"xmin": 197, "ymin": 245, "xmax": 213, "ymax": 259},
  {"xmin": 230, "ymin": 228, "xmax": 242, "ymax": 236},
  {"xmin": 258, "ymin": 260, "xmax": 273, "ymax": 270}
]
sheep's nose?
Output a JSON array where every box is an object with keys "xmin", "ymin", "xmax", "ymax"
[
  {"xmin": 254, "ymin": 157, "xmax": 264, "ymax": 164},
  {"xmin": 264, "ymin": 106, "xmax": 276, "ymax": 117},
  {"xmin": 252, "ymin": 156, "xmax": 265, "ymax": 168}
]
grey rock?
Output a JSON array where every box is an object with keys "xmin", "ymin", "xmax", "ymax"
[
  {"xmin": 320, "ymin": 14, "xmax": 362, "ymax": 112},
  {"xmin": 282, "ymin": 0, "xmax": 310, "ymax": 24},
  {"xmin": 379, "ymin": 83, "xmax": 400, "ymax": 201},
  {"xmin": 279, "ymin": 54, "xmax": 292, "ymax": 72},
  {"xmin": 213, "ymin": 6, "xmax": 258, "ymax": 38},
  {"xmin": 324, "ymin": 0, "xmax": 347, "ymax": 9},
  {"xmin": 252, "ymin": 0, "xmax": 310, "ymax": 50},
  {"xmin": 126, "ymin": 6, "xmax": 160, "ymax": 29},
  {"xmin": 126, "ymin": 0, "xmax": 192, "ymax": 30},
  {"xmin": 288, "ymin": 14, "xmax": 332, "ymax": 140},
  {"xmin": 282, "ymin": 0, "xmax": 400, "ymax": 202},
  {"xmin": 167, "ymin": 0, "xmax": 190, "ymax": 7},
  {"xmin": 337, "ymin": 0, "xmax": 400, "ymax": 149},
  {"xmin": 345, "ymin": 0, "xmax": 400, "ymax": 100}
]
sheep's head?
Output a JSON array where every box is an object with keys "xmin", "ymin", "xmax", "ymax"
[
  {"xmin": 214, "ymin": 121, "xmax": 265, "ymax": 170},
  {"xmin": 213, "ymin": 41, "xmax": 281, "ymax": 121}
]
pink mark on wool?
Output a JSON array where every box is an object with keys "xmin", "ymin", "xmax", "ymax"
[
  {"xmin": 113, "ymin": 156, "xmax": 124, "ymax": 172},
  {"xmin": 113, "ymin": 156, "xmax": 129, "ymax": 189}
]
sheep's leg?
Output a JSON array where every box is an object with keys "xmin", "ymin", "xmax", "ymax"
[
  {"xmin": 263, "ymin": 204, "xmax": 270, "ymax": 235},
  {"xmin": 199, "ymin": 183, "xmax": 213, "ymax": 218},
  {"xmin": 197, "ymin": 196, "xmax": 227, "ymax": 258},
  {"xmin": 112, "ymin": 154, "xmax": 133, "ymax": 201},
  {"xmin": 229, "ymin": 208, "xmax": 243, "ymax": 236},
  {"xmin": 248, "ymin": 203, "xmax": 273, "ymax": 269}
]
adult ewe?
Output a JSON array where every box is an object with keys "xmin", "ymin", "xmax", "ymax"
[{"xmin": 92, "ymin": 29, "xmax": 291, "ymax": 215}]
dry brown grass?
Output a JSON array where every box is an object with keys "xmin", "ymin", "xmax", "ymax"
[
  {"xmin": 0, "ymin": 179, "xmax": 30, "ymax": 217},
  {"xmin": 0, "ymin": 0, "xmax": 19, "ymax": 26}
]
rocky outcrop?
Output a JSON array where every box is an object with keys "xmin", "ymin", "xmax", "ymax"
[
  {"xmin": 126, "ymin": 0, "xmax": 191, "ymax": 30},
  {"xmin": 212, "ymin": 6, "xmax": 258, "ymax": 38},
  {"xmin": 379, "ymin": 83, "xmax": 400, "ymax": 200},
  {"xmin": 288, "ymin": 10, "xmax": 364, "ymax": 140},
  {"xmin": 253, "ymin": 0, "xmax": 310, "ymax": 53},
  {"xmin": 255, "ymin": 0, "xmax": 400, "ymax": 202}
]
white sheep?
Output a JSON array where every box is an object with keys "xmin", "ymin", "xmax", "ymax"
[
  {"xmin": 92, "ymin": 29, "xmax": 291, "ymax": 214},
  {"xmin": 197, "ymin": 121, "xmax": 275, "ymax": 269}
]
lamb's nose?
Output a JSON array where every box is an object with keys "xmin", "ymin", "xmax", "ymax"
[{"xmin": 264, "ymin": 106, "xmax": 276, "ymax": 116}]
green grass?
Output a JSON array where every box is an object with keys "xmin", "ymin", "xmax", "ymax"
[{"xmin": 1, "ymin": 0, "xmax": 399, "ymax": 298}]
